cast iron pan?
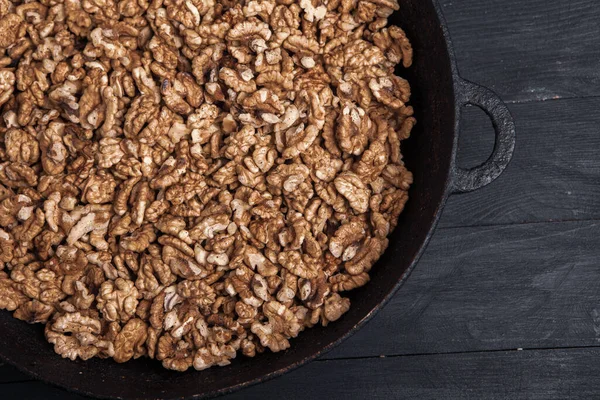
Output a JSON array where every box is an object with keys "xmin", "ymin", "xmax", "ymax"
[{"xmin": 0, "ymin": 0, "xmax": 516, "ymax": 398}]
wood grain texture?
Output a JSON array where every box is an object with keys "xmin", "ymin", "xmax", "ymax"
[
  {"xmin": 225, "ymin": 348, "xmax": 600, "ymax": 400},
  {"xmin": 439, "ymin": 0, "xmax": 600, "ymax": 103},
  {"xmin": 228, "ymin": 348, "xmax": 600, "ymax": 400},
  {"xmin": 440, "ymin": 97, "xmax": 600, "ymax": 228},
  {"xmin": 5, "ymin": 347, "xmax": 600, "ymax": 400},
  {"xmin": 7, "ymin": 349, "xmax": 594, "ymax": 400},
  {"xmin": 324, "ymin": 219, "xmax": 600, "ymax": 359}
]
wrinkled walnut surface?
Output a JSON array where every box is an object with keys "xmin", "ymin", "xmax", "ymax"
[{"xmin": 0, "ymin": 0, "xmax": 414, "ymax": 371}]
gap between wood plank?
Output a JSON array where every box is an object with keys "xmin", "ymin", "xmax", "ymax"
[
  {"xmin": 3, "ymin": 345, "xmax": 600, "ymax": 387},
  {"xmin": 440, "ymin": 95, "xmax": 600, "ymax": 228},
  {"xmin": 319, "ymin": 344, "xmax": 600, "ymax": 363},
  {"xmin": 439, "ymin": 0, "xmax": 600, "ymax": 104},
  {"xmin": 437, "ymin": 217, "xmax": 600, "ymax": 231}
]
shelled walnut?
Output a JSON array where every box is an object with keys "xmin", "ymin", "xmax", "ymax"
[{"xmin": 0, "ymin": 0, "xmax": 415, "ymax": 371}]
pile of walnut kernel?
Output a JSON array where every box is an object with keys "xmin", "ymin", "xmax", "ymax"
[{"xmin": 0, "ymin": 0, "xmax": 415, "ymax": 371}]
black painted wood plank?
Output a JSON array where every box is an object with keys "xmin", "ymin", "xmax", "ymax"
[
  {"xmin": 439, "ymin": 97, "xmax": 600, "ymax": 228},
  {"xmin": 4, "ymin": 348, "xmax": 600, "ymax": 399},
  {"xmin": 439, "ymin": 0, "xmax": 600, "ymax": 103},
  {"xmin": 223, "ymin": 348, "xmax": 600, "ymax": 400},
  {"xmin": 324, "ymin": 219, "xmax": 600, "ymax": 359}
]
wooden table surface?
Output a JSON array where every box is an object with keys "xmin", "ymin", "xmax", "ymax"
[{"xmin": 3, "ymin": 0, "xmax": 600, "ymax": 398}]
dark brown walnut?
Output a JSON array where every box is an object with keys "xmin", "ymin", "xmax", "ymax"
[{"xmin": 0, "ymin": 0, "xmax": 415, "ymax": 371}]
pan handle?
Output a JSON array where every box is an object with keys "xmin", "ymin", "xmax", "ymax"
[{"xmin": 451, "ymin": 78, "xmax": 516, "ymax": 194}]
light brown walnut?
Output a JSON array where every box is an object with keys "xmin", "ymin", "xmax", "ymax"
[
  {"xmin": 96, "ymin": 277, "xmax": 141, "ymax": 322},
  {"xmin": 113, "ymin": 318, "xmax": 148, "ymax": 363}
]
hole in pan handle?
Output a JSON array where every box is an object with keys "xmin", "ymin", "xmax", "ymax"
[{"xmin": 451, "ymin": 78, "xmax": 516, "ymax": 194}]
